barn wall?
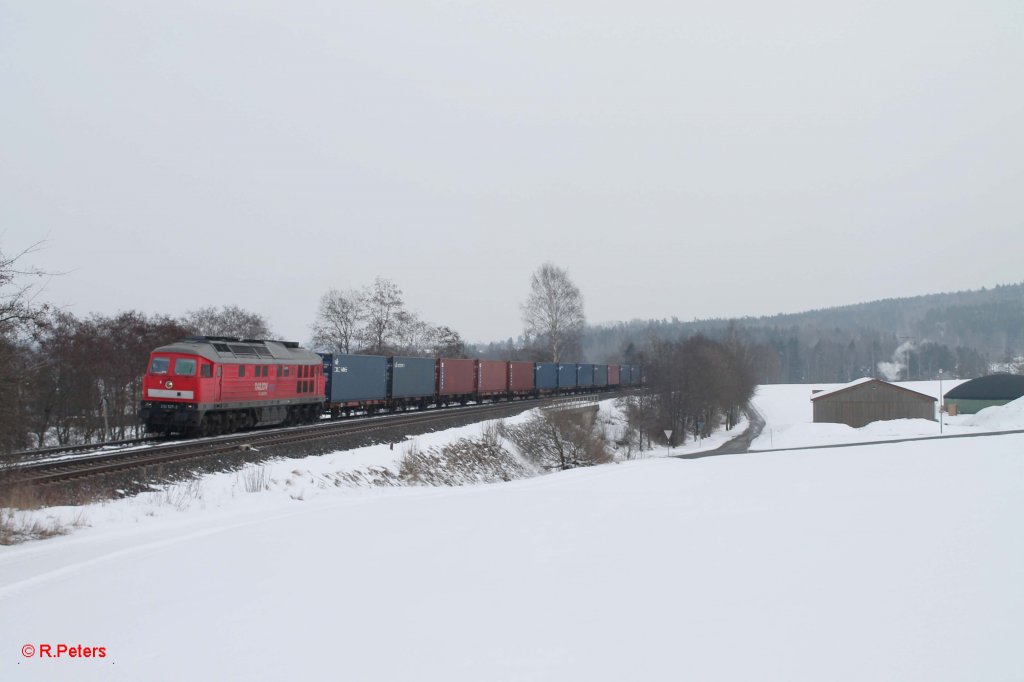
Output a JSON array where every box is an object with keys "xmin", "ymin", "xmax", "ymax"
[{"xmin": 813, "ymin": 383, "xmax": 935, "ymax": 427}]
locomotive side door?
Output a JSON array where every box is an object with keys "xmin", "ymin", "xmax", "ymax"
[{"xmin": 204, "ymin": 361, "xmax": 222, "ymax": 403}]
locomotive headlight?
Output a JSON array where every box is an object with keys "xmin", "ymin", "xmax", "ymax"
[{"xmin": 166, "ymin": 380, "xmax": 174, "ymax": 389}]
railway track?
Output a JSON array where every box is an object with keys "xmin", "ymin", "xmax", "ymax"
[
  {"xmin": 3, "ymin": 394, "xmax": 606, "ymax": 488},
  {"xmin": 4, "ymin": 436, "xmax": 168, "ymax": 465}
]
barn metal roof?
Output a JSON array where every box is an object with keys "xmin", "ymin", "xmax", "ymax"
[
  {"xmin": 811, "ymin": 377, "xmax": 935, "ymax": 402},
  {"xmin": 944, "ymin": 373, "xmax": 1024, "ymax": 400}
]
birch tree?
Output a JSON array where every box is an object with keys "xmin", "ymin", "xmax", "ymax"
[{"xmin": 521, "ymin": 263, "xmax": 585, "ymax": 362}]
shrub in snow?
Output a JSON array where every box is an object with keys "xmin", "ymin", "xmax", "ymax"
[
  {"xmin": 398, "ymin": 434, "xmax": 533, "ymax": 487},
  {"xmin": 498, "ymin": 408, "xmax": 612, "ymax": 471}
]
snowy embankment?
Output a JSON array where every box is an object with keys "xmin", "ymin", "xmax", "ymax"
[
  {"xmin": 1, "ymin": 399, "xmax": 733, "ymax": 540},
  {"xmin": 3, "ymin": 392, "xmax": 1024, "ymax": 680}
]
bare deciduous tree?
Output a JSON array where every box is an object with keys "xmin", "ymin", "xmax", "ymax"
[
  {"xmin": 639, "ymin": 335, "xmax": 757, "ymax": 446},
  {"xmin": 311, "ymin": 288, "xmax": 366, "ymax": 354},
  {"xmin": 362, "ymin": 277, "xmax": 404, "ymax": 354},
  {"xmin": 521, "ymin": 263, "xmax": 585, "ymax": 362},
  {"xmin": 392, "ymin": 309, "xmax": 431, "ymax": 355},
  {"xmin": 1, "ymin": 241, "xmax": 51, "ymax": 332},
  {"xmin": 431, "ymin": 325, "xmax": 466, "ymax": 358},
  {"xmin": 183, "ymin": 305, "xmax": 273, "ymax": 340}
]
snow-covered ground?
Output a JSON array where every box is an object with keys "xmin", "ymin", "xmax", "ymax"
[
  {"xmin": 750, "ymin": 379, "xmax": 1024, "ymax": 449},
  {"xmin": 2, "ymin": 391, "xmax": 1023, "ymax": 680}
]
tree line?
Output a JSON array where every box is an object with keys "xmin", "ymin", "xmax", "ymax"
[
  {"xmin": 311, "ymin": 277, "xmax": 465, "ymax": 358},
  {"xmin": 622, "ymin": 334, "xmax": 758, "ymax": 448},
  {"xmin": 0, "ymin": 306, "xmax": 280, "ymax": 451},
  {"xmin": 0, "ymin": 230, "xmax": 480, "ymax": 451}
]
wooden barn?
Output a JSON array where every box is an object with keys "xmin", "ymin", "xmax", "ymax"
[{"xmin": 811, "ymin": 378, "xmax": 936, "ymax": 428}]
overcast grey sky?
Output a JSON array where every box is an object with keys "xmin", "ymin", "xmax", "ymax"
[{"xmin": 2, "ymin": 1, "xmax": 1021, "ymax": 343}]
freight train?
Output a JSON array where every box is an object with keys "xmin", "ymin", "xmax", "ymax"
[{"xmin": 139, "ymin": 336, "xmax": 641, "ymax": 436}]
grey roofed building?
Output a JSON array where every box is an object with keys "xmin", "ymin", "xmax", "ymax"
[
  {"xmin": 944, "ymin": 374, "xmax": 1024, "ymax": 415},
  {"xmin": 811, "ymin": 378, "xmax": 936, "ymax": 428}
]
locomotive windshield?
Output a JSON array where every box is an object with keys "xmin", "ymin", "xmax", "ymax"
[
  {"xmin": 174, "ymin": 358, "xmax": 197, "ymax": 376},
  {"xmin": 150, "ymin": 357, "xmax": 170, "ymax": 374}
]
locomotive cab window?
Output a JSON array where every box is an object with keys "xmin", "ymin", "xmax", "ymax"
[
  {"xmin": 150, "ymin": 357, "xmax": 170, "ymax": 374},
  {"xmin": 174, "ymin": 358, "xmax": 197, "ymax": 376},
  {"xmin": 239, "ymin": 365, "xmax": 246, "ymax": 378},
  {"xmin": 201, "ymin": 364, "xmax": 212, "ymax": 378}
]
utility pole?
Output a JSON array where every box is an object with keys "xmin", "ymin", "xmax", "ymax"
[{"xmin": 938, "ymin": 369, "xmax": 944, "ymax": 434}]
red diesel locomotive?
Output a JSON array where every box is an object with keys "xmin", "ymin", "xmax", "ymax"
[{"xmin": 140, "ymin": 336, "xmax": 325, "ymax": 436}]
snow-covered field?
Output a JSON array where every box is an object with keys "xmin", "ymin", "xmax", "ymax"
[{"xmin": 3, "ymin": 391, "xmax": 1023, "ymax": 680}]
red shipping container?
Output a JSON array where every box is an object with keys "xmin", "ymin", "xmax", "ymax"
[
  {"xmin": 508, "ymin": 361, "xmax": 534, "ymax": 393},
  {"xmin": 608, "ymin": 364, "xmax": 620, "ymax": 385},
  {"xmin": 476, "ymin": 360, "xmax": 507, "ymax": 395},
  {"xmin": 437, "ymin": 358, "xmax": 476, "ymax": 396}
]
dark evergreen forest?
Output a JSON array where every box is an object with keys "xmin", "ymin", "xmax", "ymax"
[{"xmin": 580, "ymin": 283, "xmax": 1023, "ymax": 383}]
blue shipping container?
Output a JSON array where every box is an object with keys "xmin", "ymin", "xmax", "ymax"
[
  {"xmin": 577, "ymin": 363, "xmax": 595, "ymax": 387},
  {"xmin": 389, "ymin": 356, "xmax": 436, "ymax": 399},
  {"xmin": 535, "ymin": 362, "xmax": 558, "ymax": 390},
  {"xmin": 558, "ymin": 363, "xmax": 578, "ymax": 389},
  {"xmin": 594, "ymin": 364, "xmax": 608, "ymax": 387},
  {"xmin": 324, "ymin": 354, "xmax": 388, "ymax": 403}
]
